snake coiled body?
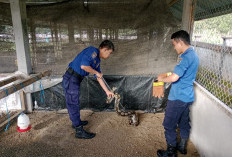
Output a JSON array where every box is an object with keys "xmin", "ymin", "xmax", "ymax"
[{"xmin": 106, "ymin": 88, "xmax": 139, "ymax": 126}]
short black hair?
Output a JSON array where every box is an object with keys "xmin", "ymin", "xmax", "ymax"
[
  {"xmin": 99, "ymin": 40, "xmax": 115, "ymax": 51},
  {"xmin": 171, "ymin": 30, "xmax": 190, "ymax": 45}
]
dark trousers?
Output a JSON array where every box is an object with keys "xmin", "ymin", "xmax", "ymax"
[
  {"xmin": 163, "ymin": 100, "xmax": 192, "ymax": 146},
  {"xmin": 62, "ymin": 71, "xmax": 83, "ymax": 127}
]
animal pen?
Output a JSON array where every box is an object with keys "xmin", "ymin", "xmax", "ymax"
[{"xmin": 0, "ymin": 0, "xmax": 232, "ymax": 157}]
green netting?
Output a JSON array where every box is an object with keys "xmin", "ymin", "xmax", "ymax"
[
  {"xmin": 0, "ymin": 0, "xmax": 180, "ymax": 76},
  {"xmin": 0, "ymin": 0, "xmax": 232, "ymax": 108}
]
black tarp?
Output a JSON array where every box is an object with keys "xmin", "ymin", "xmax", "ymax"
[{"xmin": 32, "ymin": 75, "xmax": 171, "ymax": 112}]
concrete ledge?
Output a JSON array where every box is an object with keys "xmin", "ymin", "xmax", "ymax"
[{"xmin": 190, "ymin": 82, "xmax": 232, "ymax": 157}]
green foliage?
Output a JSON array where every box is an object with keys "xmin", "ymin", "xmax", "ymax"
[
  {"xmin": 196, "ymin": 67, "xmax": 232, "ymax": 107},
  {"xmin": 35, "ymin": 27, "xmax": 51, "ymax": 34},
  {"xmin": 0, "ymin": 41, "xmax": 15, "ymax": 53},
  {"xmin": 0, "ymin": 25, "xmax": 13, "ymax": 34},
  {"xmin": 118, "ymin": 29, "xmax": 137, "ymax": 35},
  {"xmin": 193, "ymin": 13, "xmax": 232, "ymax": 44}
]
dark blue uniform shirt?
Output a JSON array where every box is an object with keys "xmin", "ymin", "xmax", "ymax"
[
  {"xmin": 68, "ymin": 46, "xmax": 101, "ymax": 77},
  {"xmin": 168, "ymin": 47, "xmax": 199, "ymax": 102}
]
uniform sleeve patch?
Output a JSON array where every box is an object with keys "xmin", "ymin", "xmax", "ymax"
[
  {"xmin": 177, "ymin": 57, "xmax": 183, "ymax": 65},
  {"xmin": 92, "ymin": 52, "xmax": 97, "ymax": 59}
]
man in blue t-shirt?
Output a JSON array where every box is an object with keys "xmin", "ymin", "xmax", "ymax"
[
  {"xmin": 156, "ymin": 30, "xmax": 199, "ymax": 157},
  {"xmin": 62, "ymin": 40, "xmax": 115, "ymax": 139}
]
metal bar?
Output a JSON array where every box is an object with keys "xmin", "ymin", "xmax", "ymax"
[{"xmin": 102, "ymin": 77, "xmax": 112, "ymax": 91}]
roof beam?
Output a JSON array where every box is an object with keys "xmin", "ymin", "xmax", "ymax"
[{"xmin": 168, "ymin": 0, "xmax": 180, "ymax": 7}]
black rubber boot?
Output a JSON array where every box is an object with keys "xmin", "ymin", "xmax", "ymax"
[
  {"xmin": 80, "ymin": 120, "xmax": 88, "ymax": 126},
  {"xmin": 177, "ymin": 138, "xmax": 188, "ymax": 154},
  {"xmin": 72, "ymin": 121, "xmax": 88, "ymax": 128},
  {"xmin": 157, "ymin": 144, "xmax": 177, "ymax": 157},
  {"xmin": 75, "ymin": 126, "xmax": 95, "ymax": 139}
]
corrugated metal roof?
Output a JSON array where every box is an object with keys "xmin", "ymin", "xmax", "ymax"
[{"xmin": 168, "ymin": 0, "xmax": 232, "ymax": 21}]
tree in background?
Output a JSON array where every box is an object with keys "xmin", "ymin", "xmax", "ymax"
[{"xmin": 193, "ymin": 13, "xmax": 232, "ymax": 45}]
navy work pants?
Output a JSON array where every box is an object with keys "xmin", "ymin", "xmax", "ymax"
[
  {"xmin": 163, "ymin": 100, "xmax": 193, "ymax": 146},
  {"xmin": 62, "ymin": 71, "xmax": 83, "ymax": 127}
]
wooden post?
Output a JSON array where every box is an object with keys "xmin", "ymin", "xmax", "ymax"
[
  {"xmin": 181, "ymin": 0, "xmax": 196, "ymax": 38},
  {"xmin": 68, "ymin": 23, "xmax": 75, "ymax": 44},
  {"xmin": 20, "ymin": 90, "xmax": 26, "ymax": 111}
]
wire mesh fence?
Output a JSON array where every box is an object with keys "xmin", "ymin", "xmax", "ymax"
[
  {"xmin": 193, "ymin": 40, "xmax": 232, "ymax": 107},
  {"xmin": 193, "ymin": 12, "xmax": 232, "ymax": 108},
  {"xmin": 25, "ymin": 0, "xmax": 179, "ymax": 76},
  {"xmin": 0, "ymin": 3, "xmax": 17, "ymax": 73}
]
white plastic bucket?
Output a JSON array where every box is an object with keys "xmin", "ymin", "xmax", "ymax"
[{"xmin": 17, "ymin": 113, "xmax": 31, "ymax": 132}]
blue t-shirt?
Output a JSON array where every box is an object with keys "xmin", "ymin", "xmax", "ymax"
[
  {"xmin": 168, "ymin": 47, "xmax": 199, "ymax": 102},
  {"xmin": 68, "ymin": 46, "xmax": 101, "ymax": 77}
]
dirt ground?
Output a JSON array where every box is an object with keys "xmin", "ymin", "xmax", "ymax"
[{"xmin": 0, "ymin": 110, "xmax": 199, "ymax": 157}]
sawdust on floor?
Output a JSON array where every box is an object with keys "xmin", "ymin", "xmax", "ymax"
[{"xmin": 0, "ymin": 110, "xmax": 199, "ymax": 157}]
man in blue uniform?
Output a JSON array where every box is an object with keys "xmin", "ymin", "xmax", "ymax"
[
  {"xmin": 156, "ymin": 30, "xmax": 199, "ymax": 157},
  {"xmin": 62, "ymin": 40, "xmax": 115, "ymax": 139}
]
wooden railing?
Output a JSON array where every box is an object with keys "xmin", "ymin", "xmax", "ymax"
[{"xmin": 0, "ymin": 70, "xmax": 52, "ymax": 129}]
